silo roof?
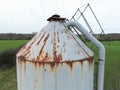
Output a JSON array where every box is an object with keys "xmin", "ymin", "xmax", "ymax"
[{"xmin": 16, "ymin": 21, "xmax": 94, "ymax": 62}]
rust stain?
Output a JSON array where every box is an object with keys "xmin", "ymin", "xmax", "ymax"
[
  {"xmin": 53, "ymin": 31, "xmax": 60, "ymax": 62},
  {"xmin": 37, "ymin": 31, "xmax": 47, "ymax": 45},
  {"xmin": 38, "ymin": 34, "xmax": 50, "ymax": 61},
  {"xmin": 17, "ymin": 56, "xmax": 94, "ymax": 75},
  {"xmin": 42, "ymin": 53, "xmax": 49, "ymax": 62},
  {"xmin": 17, "ymin": 58, "xmax": 22, "ymax": 75},
  {"xmin": 53, "ymin": 32, "xmax": 56, "ymax": 58},
  {"xmin": 17, "ymin": 46, "xmax": 26, "ymax": 54},
  {"xmin": 34, "ymin": 61, "xmax": 44, "ymax": 68},
  {"xmin": 34, "ymin": 61, "xmax": 56, "ymax": 72},
  {"xmin": 36, "ymin": 56, "xmax": 40, "ymax": 61},
  {"xmin": 65, "ymin": 61, "xmax": 73, "ymax": 72},
  {"xmin": 20, "ymin": 41, "xmax": 33, "ymax": 58},
  {"xmin": 33, "ymin": 61, "xmax": 38, "ymax": 69},
  {"xmin": 79, "ymin": 59, "xmax": 84, "ymax": 67},
  {"xmin": 44, "ymin": 34, "xmax": 50, "ymax": 44},
  {"xmin": 88, "ymin": 56, "xmax": 94, "ymax": 68},
  {"xmin": 39, "ymin": 34, "xmax": 49, "ymax": 55},
  {"xmin": 53, "ymin": 50, "xmax": 63, "ymax": 62},
  {"xmin": 17, "ymin": 59, "xmax": 23, "ymax": 89},
  {"xmin": 23, "ymin": 60, "xmax": 26, "ymax": 82},
  {"xmin": 57, "ymin": 54, "xmax": 62, "ymax": 61},
  {"xmin": 26, "ymin": 54, "xmax": 31, "ymax": 58},
  {"xmin": 31, "ymin": 38, "xmax": 36, "ymax": 45},
  {"xmin": 50, "ymin": 62, "xmax": 56, "ymax": 72},
  {"xmin": 26, "ymin": 45, "xmax": 31, "ymax": 50},
  {"xmin": 53, "ymin": 50, "xmax": 57, "ymax": 62},
  {"xmin": 26, "ymin": 34, "xmax": 38, "ymax": 50},
  {"xmin": 33, "ymin": 62, "xmax": 39, "ymax": 89},
  {"xmin": 63, "ymin": 42, "xmax": 66, "ymax": 53},
  {"xmin": 18, "ymin": 56, "xmax": 26, "ymax": 60},
  {"xmin": 57, "ymin": 32, "xmax": 60, "ymax": 42},
  {"xmin": 24, "ymin": 50, "xmax": 30, "ymax": 57},
  {"xmin": 53, "ymin": 32, "xmax": 62, "ymax": 62}
]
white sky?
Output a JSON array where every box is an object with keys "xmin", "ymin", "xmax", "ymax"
[{"xmin": 0, "ymin": 0, "xmax": 120, "ymax": 34}]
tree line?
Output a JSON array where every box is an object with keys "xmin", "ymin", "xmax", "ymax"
[
  {"xmin": 0, "ymin": 33, "xmax": 35, "ymax": 40},
  {"xmin": 0, "ymin": 33, "xmax": 120, "ymax": 41}
]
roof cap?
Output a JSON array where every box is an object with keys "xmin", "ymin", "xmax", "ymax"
[{"xmin": 47, "ymin": 14, "xmax": 66, "ymax": 22}]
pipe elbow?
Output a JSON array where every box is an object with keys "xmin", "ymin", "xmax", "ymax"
[{"xmin": 66, "ymin": 21, "xmax": 105, "ymax": 61}]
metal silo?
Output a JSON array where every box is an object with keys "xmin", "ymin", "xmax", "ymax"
[{"xmin": 16, "ymin": 15, "xmax": 105, "ymax": 90}]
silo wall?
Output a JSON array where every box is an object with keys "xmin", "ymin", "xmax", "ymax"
[{"xmin": 17, "ymin": 58, "xmax": 94, "ymax": 90}]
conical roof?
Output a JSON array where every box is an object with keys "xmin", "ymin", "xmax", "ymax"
[{"xmin": 17, "ymin": 16, "xmax": 94, "ymax": 62}]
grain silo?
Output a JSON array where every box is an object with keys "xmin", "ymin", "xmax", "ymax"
[{"xmin": 16, "ymin": 15, "xmax": 105, "ymax": 90}]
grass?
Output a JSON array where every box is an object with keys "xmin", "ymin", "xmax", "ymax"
[
  {"xmin": 0, "ymin": 40, "xmax": 28, "ymax": 52},
  {"xmin": 0, "ymin": 40, "xmax": 120, "ymax": 90},
  {"xmin": 87, "ymin": 41, "xmax": 120, "ymax": 90},
  {"xmin": 104, "ymin": 41, "xmax": 120, "ymax": 90},
  {"xmin": 0, "ymin": 66, "xmax": 17, "ymax": 90}
]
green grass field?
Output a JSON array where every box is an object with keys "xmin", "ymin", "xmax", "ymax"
[
  {"xmin": 0, "ymin": 40, "xmax": 120, "ymax": 90},
  {"xmin": 103, "ymin": 41, "xmax": 120, "ymax": 90},
  {"xmin": 0, "ymin": 40, "xmax": 28, "ymax": 52},
  {"xmin": 90, "ymin": 41, "xmax": 120, "ymax": 90}
]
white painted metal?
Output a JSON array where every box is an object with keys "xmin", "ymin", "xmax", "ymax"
[
  {"xmin": 66, "ymin": 21, "xmax": 105, "ymax": 90},
  {"xmin": 16, "ymin": 60, "xmax": 94, "ymax": 90},
  {"xmin": 16, "ymin": 17, "xmax": 94, "ymax": 90}
]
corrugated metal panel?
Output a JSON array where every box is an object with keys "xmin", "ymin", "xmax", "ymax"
[
  {"xmin": 17, "ymin": 59, "xmax": 94, "ymax": 90},
  {"xmin": 16, "ymin": 15, "xmax": 94, "ymax": 90}
]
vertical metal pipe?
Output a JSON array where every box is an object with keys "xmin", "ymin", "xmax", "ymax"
[{"xmin": 66, "ymin": 21, "xmax": 105, "ymax": 90}]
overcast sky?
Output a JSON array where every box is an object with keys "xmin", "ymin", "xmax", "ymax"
[{"xmin": 0, "ymin": 0, "xmax": 120, "ymax": 34}]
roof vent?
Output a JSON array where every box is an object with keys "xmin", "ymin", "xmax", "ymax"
[{"xmin": 47, "ymin": 14, "xmax": 66, "ymax": 22}]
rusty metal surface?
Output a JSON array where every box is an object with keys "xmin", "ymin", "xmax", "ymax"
[
  {"xmin": 16, "ymin": 20, "xmax": 94, "ymax": 90},
  {"xmin": 17, "ymin": 21, "xmax": 93, "ymax": 62}
]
